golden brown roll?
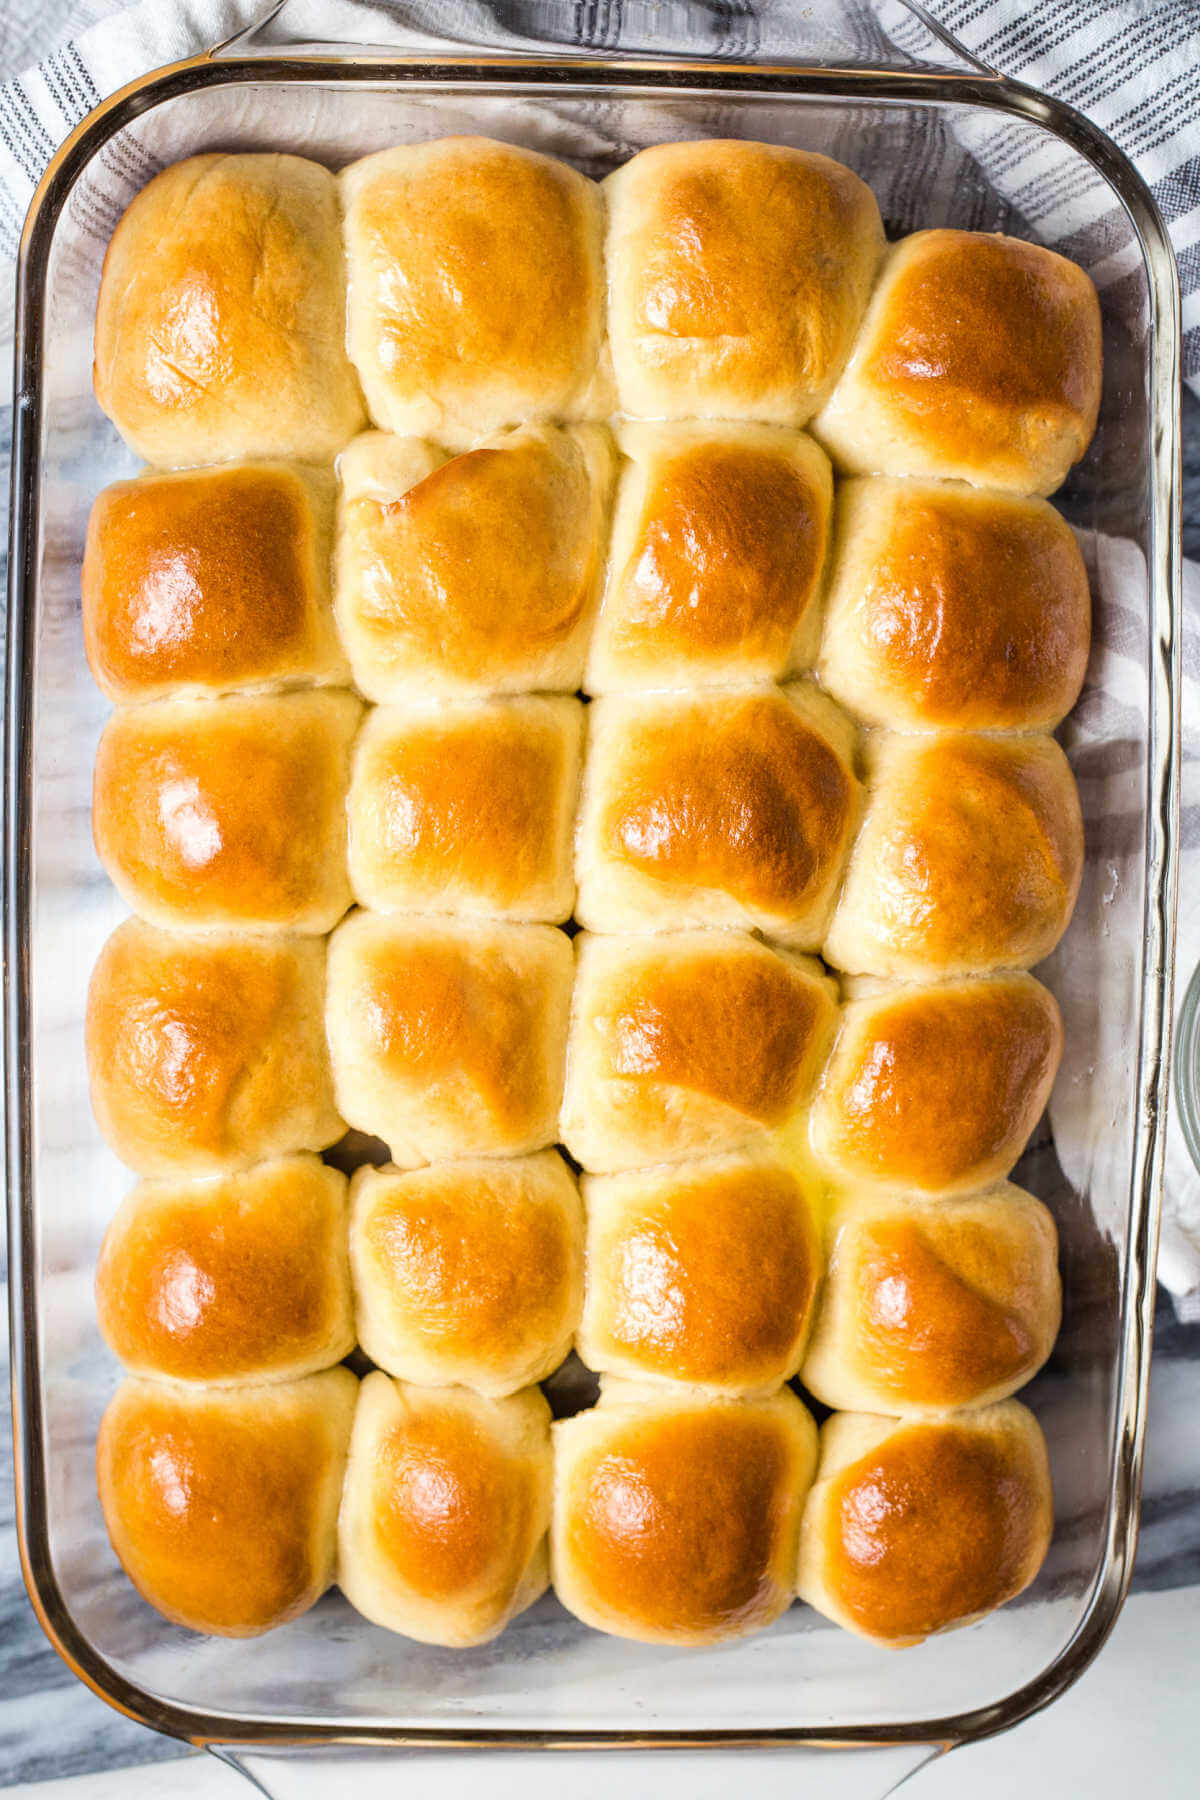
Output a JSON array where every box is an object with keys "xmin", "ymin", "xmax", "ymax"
[
  {"xmin": 801, "ymin": 1185, "xmax": 1061, "ymax": 1415},
  {"xmin": 86, "ymin": 920, "xmax": 343, "ymax": 1176},
  {"xmin": 813, "ymin": 230, "xmax": 1102, "ymax": 496},
  {"xmin": 552, "ymin": 1382, "xmax": 817, "ymax": 1646},
  {"xmin": 579, "ymin": 1150, "xmax": 821, "ymax": 1396},
  {"xmin": 562, "ymin": 932, "xmax": 838, "ymax": 1172},
  {"xmin": 575, "ymin": 684, "xmax": 860, "ymax": 945},
  {"xmin": 795, "ymin": 1404, "xmax": 1054, "ymax": 1646},
  {"xmin": 93, "ymin": 154, "xmax": 365, "ymax": 467},
  {"xmin": 325, "ymin": 912, "xmax": 572, "ymax": 1162},
  {"xmin": 97, "ymin": 1369, "xmax": 357, "ymax": 1637},
  {"xmin": 604, "ymin": 141, "xmax": 884, "ymax": 425},
  {"xmin": 82, "ymin": 463, "xmax": 345, "ymax": 704},
  {"xmin": 818, "ymin": 478, "xmax": 1091, "ymax": 731},
  {"xmin": 338, "ymin": 1372, "xmax": 552, "ymax": 1646},
  {"xmin": 810, "ymin": 974, "xmax": 1063, "ymax": 1195},
  {"xmin": 348, "ymin": 697, "xmax": 583, "ymax": 923},
  {"xmin": 335, "ymin": 425, "xmax": 613, "ymax": 700},
  {"xmin": 96, "ymin": 1156, "xmax": 354, "ymax": 1385},
  {"xmin": 822, "ymin": 734, "xmax": 1083, "ymax": 979},
  {"xmin": 341, "ymin": 138, "xmax": 609, "ymax": 447},
  {"xmin": 92, "ymin": 691, "xmax": 361, "ymax": 934},
  {"xmin": 586, "ymin": 423, "xmax": 833, "ymax": 693},
  {"xmin": 350, "ymin": 1154, "xmax": 583, "ymax": 1397}
]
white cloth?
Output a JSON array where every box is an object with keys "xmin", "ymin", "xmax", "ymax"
[{"xmin": 1, "ymin": 0, "xmax": 1199, "ymax": 1313}]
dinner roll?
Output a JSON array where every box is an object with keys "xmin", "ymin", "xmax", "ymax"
[
  {"xmin": 325, "ymin": 913, "xmax": 572, "ymax": 1162},
  {"xmin": 86, "ymin": 920, "xmax": 343, "ymax": 1177},
  {"xmin": 82, "ymin": 463, "xmax": 345, "ymax": 704},
  {"xmin": 604, "ymin": 140, "xmax": 883, "ymax": 425},
  {"xmin": 348, "ymin": 697, "xmax": 583, "ymax": 923},
  {"xmin": 553, "ymin": 1382, "xmax": 817, "ymax": 1646},
  {"xmin": 576, "ymin": 685, "xmax": 859, "ymax": 944},
  {"xmin": 338, "ymin": 1372, "xmax": 552, "ymax": 1647},
  {"xmin": 92, "ymin": 691, "xmax": 361, "ymax": 934},
  {"xmin": 341, "ymin": 137, "xmax": 608, "ymax": 447},
  {"xmin": 801, "ymin": 1185, "xmax": 1061, "ymax": 1415},
  {"xmin": 796, "ymin": 1404, "xmax": 1054, "ymax": 1646},
  {"xmin": 96, "ymin": 1156, "xmax": 354, "ymax": 1385},
  {"xmin": 586, "ymin": 423, "xmax": 832, "ymax": 693},
  {"xmin": 818, "ymin": 478, "xmax": 1091, "ymax": 731},
  {"xmin": 335, "ymin": 425, "xmax": 613, "ymax": 700},
  {"xmin": 562, "ymin": 932, "xmax": 837, "ymax": 1173},
  {"xmin": 351, "ymin": 1153, "xmax": 583, "ymax": 1396},
  {"xmin": 579, "ymin": 1150, "xmax": 821, "ymax": 1396},
  {"xmin": 810, "ymin": 974, "xmax": 1063, "ymax": 1195},
  {"xmin": 93, "ymin": 154, "xmax": 364, "ymax": 466},
  {"xmin": 822, "ymin": 734, "xmax": 1083, "ymax": 979},
  {"xmin": 97, "ymin": 1369, "xmax": 357, "ymax": 1636},
  {"xmin": 813, "ymin": 229, "xmax": 1102, "ymax": 496}
]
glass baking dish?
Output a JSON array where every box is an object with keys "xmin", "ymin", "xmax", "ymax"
[{"xmin": 4, "ymin": 4, "xmax": 1181, "ymax": 1794}]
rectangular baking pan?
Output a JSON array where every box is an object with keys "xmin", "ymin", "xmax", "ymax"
[{"xmin": 4, "ymin": 4, "xmax": 1181, "ymax": 1783}]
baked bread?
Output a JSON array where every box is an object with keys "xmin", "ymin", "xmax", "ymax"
[
  {"xmin": 96, "ymin": 1156, "xmax": 354, "ymax": 1385},
  {"xmin": 350, "ymin": 1153, "xmax": 583, "ymax": 1396},
  {"xmin": 86, "ymin": 919, "xmax": 343, "ymax": 1177},
  {"xmin": 97, "ymin": 1368, "xmax": 357, "ymax": 1636},
  {"xmin": 92, "ymin": 691, "xmax": 361, "ymax": 934},
  {"xmin": 348, "ymin": 696, "xmax": 583, "ymax": 923},
  {"xmin": 338, "ymin": 1372, "xmax": 552, "ymax": 1646},
  {"xmin": 335, "ymin": 425, "xmax": 613, "ymax": 700},
  {"xmin": 604, "ymin": 140, "xmax": 883, "ymax": 424},
  {"xmin": 813, "ymin": 229, "xmax": 1102, "ymax": 496},
  {"xmin": 818, "ymin": 478, "xmax": 1091, "ymax": 732},
  {"xmin": 325, "ymin": 913, "xmax": 572, "ymax": 1162},
  {"xmin": 795, "ymin": 1404, "xmax": 1054, "ymax": 1646},
  {"xmin": 83, "ymin": 463, "xmax": 345, "ymax": 704},
  {"xmin": 552, "ymin": 1382, "xmax": 818, "ymax": 1646},
  {"xmin": 809, "ymin": 973, "xmax": 1063, "ymax": 1195},
  {"xmin": 578, "ymin": 1150, "xmax": 821, "ymax": 1396},
  {"xmin": 562, "ymin": 931, "xmax": 837, "ymax": 1173},
  {"xmin": 93, "ymin": 154, "xmax": 364, "ymax": 466},
  {"xmin": 822, "ymin": 734, "xmax": 1083, "ymax": 979},
  {"xmin": 586, "ymin": 422, "xmax": 832, "ymax": 693},
  {"xmin": 341, "ymin": 138, "xmax": 609, "ymax": 447},
  {"xmin": 801, "ymin": 1184, "xmax": 1061, "ymax": 1414},
  {"xmin": 575, "ymin": 684, "xmax": 860, "ymax": 945}
]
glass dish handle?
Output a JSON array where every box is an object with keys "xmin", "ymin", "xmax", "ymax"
[
  {"xmin": 211, "ymin": 0, "xmax": 1001, "ymax": 77},
  {"xmin": 220, "ymin": 1743, "xmax": 943, "ymax": 1797}
]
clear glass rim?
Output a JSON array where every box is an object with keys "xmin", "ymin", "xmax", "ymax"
[{"xmin": 4, "ymin": 48, "xmax": 1182, "ymax": 1758}]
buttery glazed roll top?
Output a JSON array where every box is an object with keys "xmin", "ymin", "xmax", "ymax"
[
  {"xmin": 82, "ymin": 463, "xmax": 345, "ymax": 704},
  {"xmin": 587, "ymin": 423, "xmax": 833, "ymax": 693},
  {"xmin": 813, "ymin": 229, "xmax": 1102, "ymax": 496},
  {"xmin": 818, "ymin": 478, "xmax": 1091, "ymax": 732},
  {"xmin": 822, "ymin": 734, "xmax": 1083, "ymax": 979},
  {"xmin": 575, "ymin": 684, "xmax": 860, "ymax": 945},
  {"xmin": 348, "ymin": 697, "xmax": 583, "ymax": 924},
  {"xmin": 810, "ymin": 973, "xmax": 1064, "ymax": 1195},
  {"xmin": 801, "ymin": 1185, "xmax": 1061, "ymax": 1415},
  {"xmin": 562, "ymin": 931, "xmax": 838, "ymax": 1172},
  {"xmin": 95, "ymin": 1156, "xmax": 354, "ymax": 1385},
  {"xmin": 553, "ymin": 1382, "xmax": 818, "ymax": 1647},
  {"xmin": 86, "ymin": 920, "xmax": 343, "ymax": 1177},
  {"xmin": 604, "ymin": 140, "xmax": 884, "ymax": 424},
  {"xmin": 93, "ymin": 154, "xmax": 365, "ymax": 466},
  {"xmin": 341, "ymin": 138, "xmax": 609, "ymax": 447},
  {"xmin": 350, "ymin": 1154, "xmax": 583, "ymax": 1397},
  {"xmin": 338, "ymin": 1373, "xmax": 552, "ymax": 1647},
  {"xmin": 96, "ymin": 1369, "xmax": 357, "ymax": 1637},
  {"xmin": 92, "ymin": 691, "xmax": 361, "ymax": 934},
  {"xmin": 335, "ymin": 425, "xmax": 613, "ymax": 700},
  {"xmin": 796, "ymin": 1404, "xmax": 1054, "ymax": 1646}
]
